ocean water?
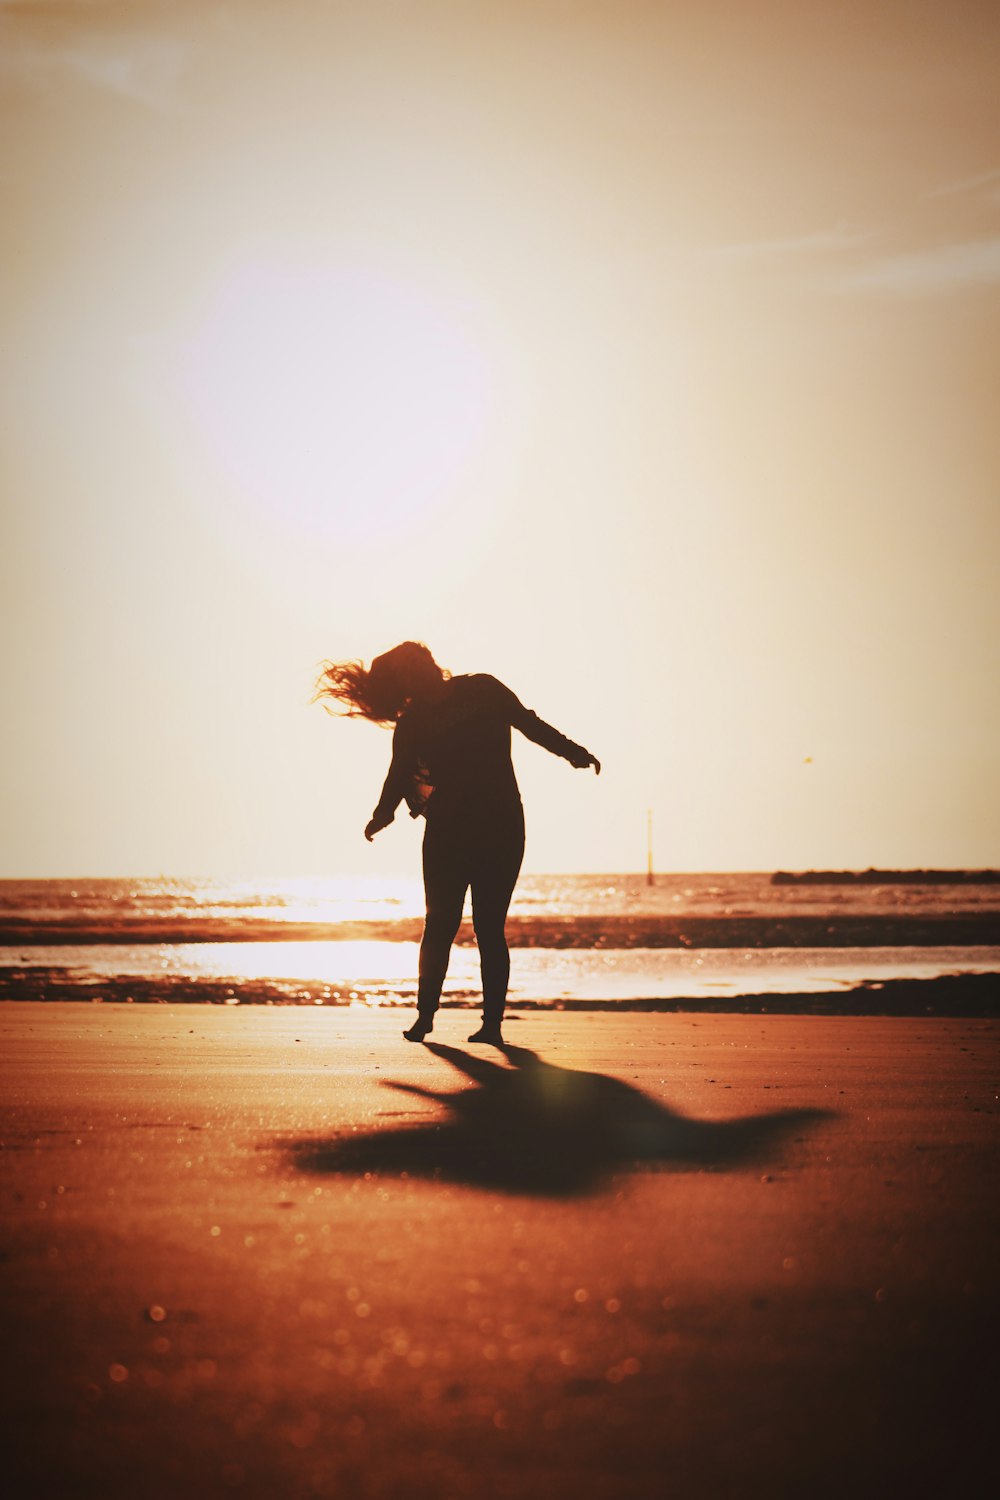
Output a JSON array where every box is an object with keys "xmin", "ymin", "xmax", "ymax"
[
  {"xmin": 4, "ymin": 871, "xmax": 1000, "ymax": 928},
  {"xmin": 1, "ymin": 873, "xmax": 998, "ymax": 1011}
]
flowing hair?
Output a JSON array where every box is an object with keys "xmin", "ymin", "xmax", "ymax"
[{"xmin": 314, "ymin": 641, "xmax": 445, "ymax": 726}]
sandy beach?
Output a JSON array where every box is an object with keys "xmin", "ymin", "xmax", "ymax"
[{"xmin": 2, "ymin": 1001, "xmax": 996, "ymax": 1499}]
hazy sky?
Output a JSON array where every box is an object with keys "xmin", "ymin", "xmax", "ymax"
[{"xmin": 2, "ymin": 0, "xmax": 998, "ymax": 877}]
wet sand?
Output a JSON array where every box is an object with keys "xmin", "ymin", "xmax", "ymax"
[{"xmin": 2, "ymin": 1002, "xmax": 997, "ymax": 1499}]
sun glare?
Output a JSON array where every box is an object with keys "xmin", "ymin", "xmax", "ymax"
[{"xmin": 181, "ymin": 258, "xmax": 492, "ymax": 542}]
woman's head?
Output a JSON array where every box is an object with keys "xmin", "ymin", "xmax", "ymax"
[{"xmin": 315, "ymin": 641, "xmax": 446, "ymax": 724}]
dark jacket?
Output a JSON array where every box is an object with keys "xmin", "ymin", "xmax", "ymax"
[{"xmin": 373, "ymin": 674, "xmax": 588, "ymax": 825}]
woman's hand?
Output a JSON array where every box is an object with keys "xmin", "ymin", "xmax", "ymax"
[
  {"xmin": 570, "ymin": 748, "xmax": 601, "ymax": 775},
  {"xmin": 365, "ymin": 810, "xmax": 394, "ymax": 842}
]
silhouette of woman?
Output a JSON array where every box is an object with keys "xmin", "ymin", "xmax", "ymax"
[{"xmin": 316, "ymin": 642, "xmax": 600, "ymax": 1045}]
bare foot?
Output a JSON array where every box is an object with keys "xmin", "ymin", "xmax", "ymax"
[
  {"xmin": 403, "ymin": 1021, "xmax": 433, "ymax": 1043},
  {"xmin": 467, "ymin": 1026, "xmax": 503, "ymax": 1046}
]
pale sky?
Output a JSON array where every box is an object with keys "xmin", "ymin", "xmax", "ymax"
[{"xmin": 2, "ymin": 0, "xmax": 998, "ymax": 877}]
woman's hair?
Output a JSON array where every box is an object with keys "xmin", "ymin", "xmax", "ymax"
[{"xmin": 314, "ymin": 641, "xmax": 445, "ymax": 725}]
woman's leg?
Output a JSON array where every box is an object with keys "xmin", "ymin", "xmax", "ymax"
[
  {"xmin": 469, "ymin": 813, "xmax": 525, "ymax": 1036},
  {"xmin": 414, "ymin": 821, "xmax": 469, "ymax": 1028}
]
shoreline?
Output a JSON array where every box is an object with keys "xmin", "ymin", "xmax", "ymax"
[
  {"xmin": 1, "ymin": 906, "xmax": 1000, "ymax": 942},
  {"xmin": 4, "ymin": 911, "xmax": 1000, "ymax": 947},
  {"xmin": 0, "ymin": 968, "xmax": 998, "ymax": 1015}
]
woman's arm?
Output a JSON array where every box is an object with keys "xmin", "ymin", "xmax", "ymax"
[
  {"xmin": 493, "ymin": 679, "xmax": 600, "ymax": 774},
  {"xmin": 365, "ymin": 720, "xmax": 417, "ymax": 840}
]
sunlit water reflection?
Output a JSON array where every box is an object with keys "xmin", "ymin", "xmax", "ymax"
[{"xmin": 6, "ymin": 941, "xmax": 999, "ymax": 1006}]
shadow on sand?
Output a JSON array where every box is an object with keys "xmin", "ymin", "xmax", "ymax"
[{"xmin": 289, "ymin": 1044, "xmax": 834, "ymax": 1197}]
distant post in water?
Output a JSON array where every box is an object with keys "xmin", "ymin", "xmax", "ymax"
[{"xmin": 646, "ymin": 807, "xmax": 654, "ymax": 887}]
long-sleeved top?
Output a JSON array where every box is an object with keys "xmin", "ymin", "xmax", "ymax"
[{"xmin": 373, "ymin": 674, "xmax": 589, "ymax": 825}]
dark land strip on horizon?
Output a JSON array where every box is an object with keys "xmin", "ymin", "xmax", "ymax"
[{"xmin": 771, "ymin": 868, "xmax": 1000, "ymax": 884}]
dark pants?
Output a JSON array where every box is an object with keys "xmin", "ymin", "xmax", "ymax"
[{"xmin": 417, "ymin": 805, "xmax": 525, "ymax": 1026}]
